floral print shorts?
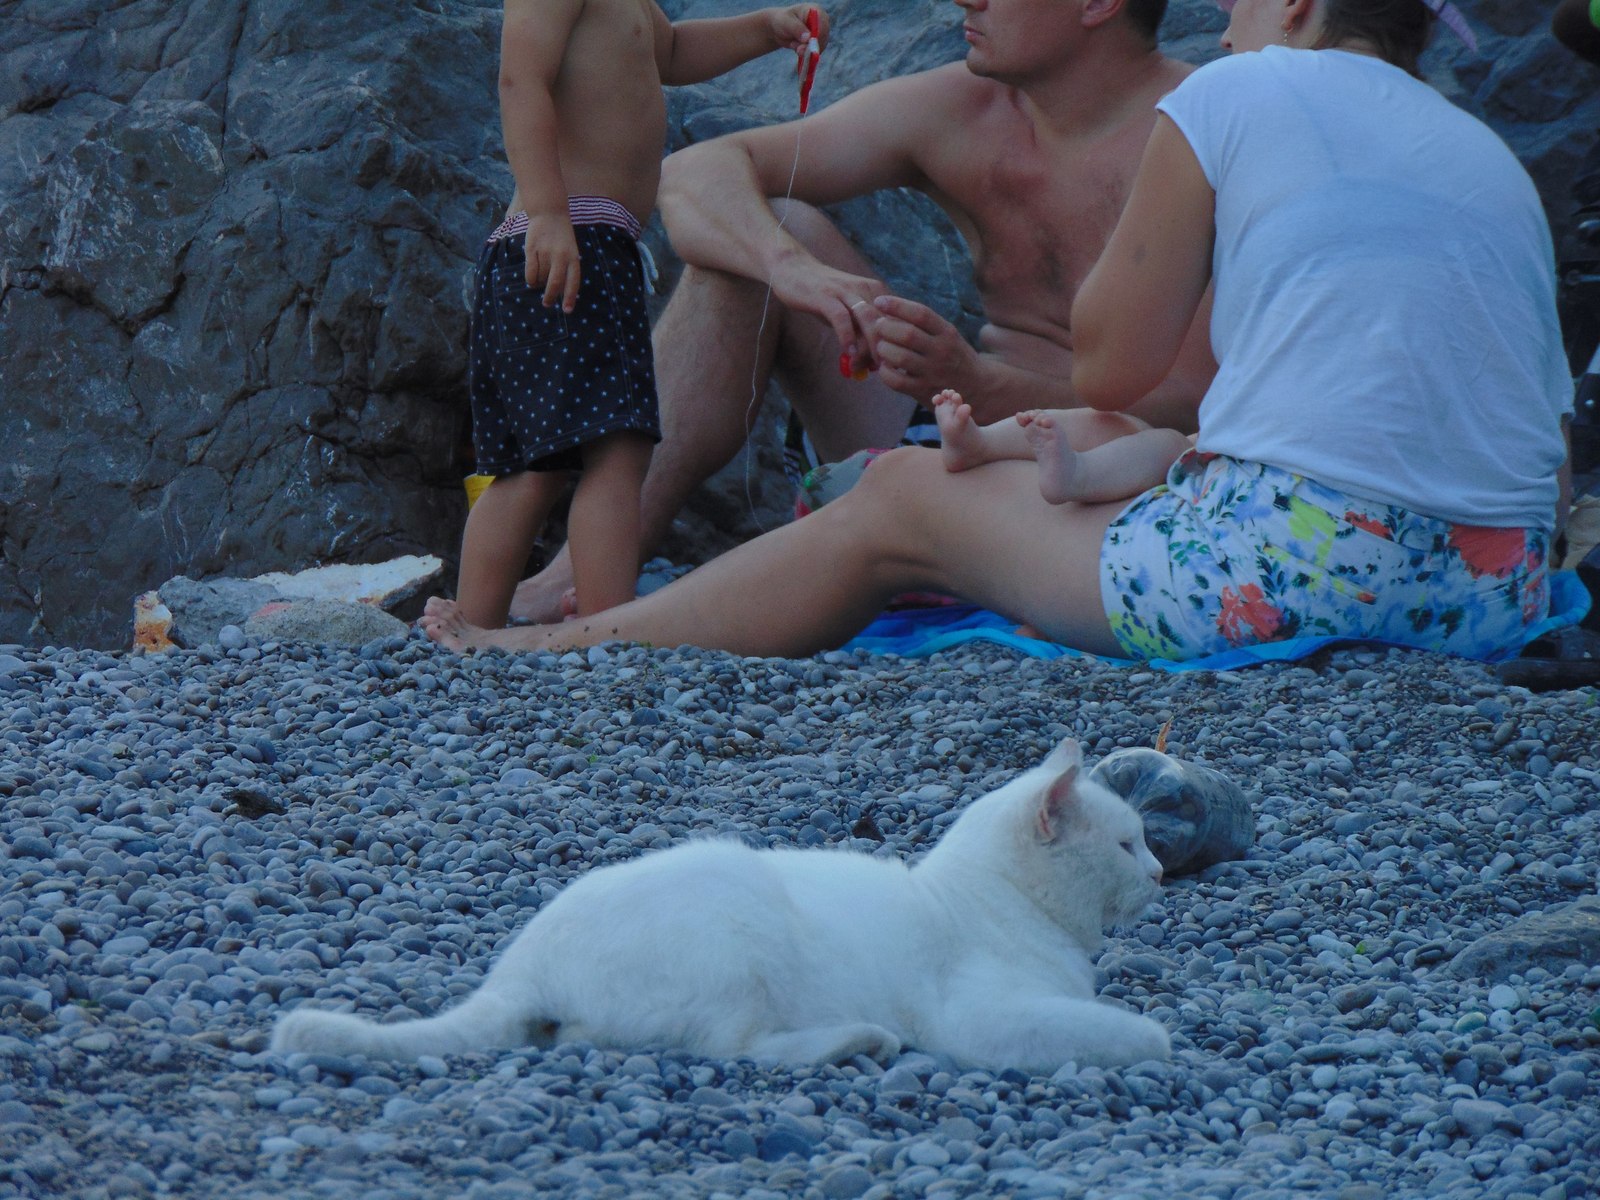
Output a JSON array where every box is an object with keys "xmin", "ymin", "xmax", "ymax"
[{"xmin": 1100, "ymin": 452, "xmax": 1550, "ymax": 663}]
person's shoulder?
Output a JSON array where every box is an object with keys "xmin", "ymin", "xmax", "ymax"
[
  {"xmin": 845, "ymin": 62, "xmax": 1004, "ymax": 128},
  {"xmin": 877, "ymin": 61, "xmax": 993, "ymax": 104},
  {"xmin": 1177, "ymin": 49, "xmax": 1272, "ymax": 87},
  {"xmin": 1163, "ymin": 49, "xmax": 1285, "ymax": 107}
]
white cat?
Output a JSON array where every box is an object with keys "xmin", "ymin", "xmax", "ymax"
[{"xmin": 271, "ymin": 738, "xmax": 1171, "ymax": 1073}]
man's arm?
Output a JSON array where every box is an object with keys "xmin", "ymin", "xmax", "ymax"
[
  {"xmin": 1553, "ymin": 0, "xmax": 1600, "ymax": 65},
  {"xmin": 651, "ymin": 4, "xmax": 828, "ymax": 86},
  {"xmin": 500, "ymin": 0, "xmax": 585, "ymax": 309},
  {"xmin": 659, "ymin": 67, "xmax": 954, "ymax": 356},
  {"xmin": 1071, "ymin": 114, "xmax": 1216, "ymax": 410}
]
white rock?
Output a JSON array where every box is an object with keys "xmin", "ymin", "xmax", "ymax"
[{"xmin": 251, "ymin": 555, "xmax": 444, "ymax": 609}]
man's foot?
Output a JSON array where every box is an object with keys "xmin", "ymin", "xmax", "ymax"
[
  {"xmin": 933, "ymin": 389, "xmax": 992, "ymax": 473},
  {"xmin": 508, "ymin": 570, "xmax": 573, "ymax": 624},
  {"xmin": 1019, "ymin": 410, "xmax": 1082, "ymax": 505}
]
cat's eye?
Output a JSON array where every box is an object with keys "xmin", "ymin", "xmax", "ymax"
[{"xmin": 1119, "ymin": 840, "xmax": 1135, "ymax": 855}]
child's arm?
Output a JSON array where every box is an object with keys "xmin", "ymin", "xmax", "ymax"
[
  {"xmin": 500, "ymin": 0, "xmax": 584, "ymax": 311},
  {"xmin": 650, "ymin": 4, "xmax": 828, "ymax": 87}
]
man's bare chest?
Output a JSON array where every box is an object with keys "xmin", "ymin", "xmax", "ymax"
[
  {"xmin": 960, "ymin": 149, "xmax": 1137, "ymax": 305},
  {"xmin": 934, "ymin": 124, "xmax": 1152, "ymax": 312}
]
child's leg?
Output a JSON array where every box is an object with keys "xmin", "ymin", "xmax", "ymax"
[
  {"xmin": 567, "ymin": 431, "xmax": 655, "ymax": 616},
  {"xmin": 934, "ymin": 394, "xmax": 1161, "ymax": 475},
  {"xmin": 933, "ymin": 390, "xmax": 1038, "ymax": 472},
  {"xmin": 456, "ymin": 471, "xmax": 569, "ymax": 629},
  {"xmin": 1023, "ymin": 416, "xmax": 1191, "ymax": 505}
]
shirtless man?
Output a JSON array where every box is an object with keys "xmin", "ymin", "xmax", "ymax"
[{"xmin": 507, "ymin": 0, "xmax": 1216, "ymax": 623}]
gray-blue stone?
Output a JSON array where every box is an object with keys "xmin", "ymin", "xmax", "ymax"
[
  {"xmin": 820, "ymin": 1164, "xmax": 874, "ymax": 1200},
  {"xmin": 758, "ymin": 1128, "xmax": 814, "ymax": 1162},
  {"xmin": 1453, "ymin": 1099, "xmax": 1517, "ymax": 1139}
]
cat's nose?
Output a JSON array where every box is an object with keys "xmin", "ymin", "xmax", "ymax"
[{"xmin": 1149, "ymin": 867, "xmax": 1163, "ymax": 886}]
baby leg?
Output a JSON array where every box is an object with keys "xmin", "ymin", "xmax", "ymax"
[
  {"xmin": 933, "ymin": 390, "xmax": 1033, "ymax": 472},
  {"xmin": 1026, "ymin": 418, "xmax": 1190, "ymax": 505},
  {"xmin": 568, "ymin": 431, "xmax": 655, "ymax": 615}
]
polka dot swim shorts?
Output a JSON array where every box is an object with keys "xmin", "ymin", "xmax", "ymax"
[
  {"xmin": 1100, "ymin": 451, "xmax": 1550, "ymax": 663},
  {"xmin": 469, "ymin": 200, "xmax": 660, "ymax": 474}
]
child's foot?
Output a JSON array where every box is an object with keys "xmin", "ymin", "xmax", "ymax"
[
  {"xmin": 933, "ymin": 389, "xmax": 990, "ymax": 473},
  {"xmin": 1020, "ymin": 411, "xmax": 1082, "ymax": 504},
  {"xmin": 420, "ymin": 597, "xmax": 492, "ymax": 652}
]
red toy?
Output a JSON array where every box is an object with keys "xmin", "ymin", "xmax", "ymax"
[
  {"xmin": 838, "ymin": 351, "xmax": 870, "ymax": 382},
  {"xmin": 798, "ymin": 7, "xmax": 822, "ymax": 114}
]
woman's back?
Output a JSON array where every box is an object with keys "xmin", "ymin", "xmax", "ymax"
[{"xmin": 1160, "ymin": 47, "xmax": 1570, "ymax": 530}]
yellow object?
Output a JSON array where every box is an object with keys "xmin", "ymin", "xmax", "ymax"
[{"xmin": 464, "ymin": 474, "xmax": 496, "ymax": 509}]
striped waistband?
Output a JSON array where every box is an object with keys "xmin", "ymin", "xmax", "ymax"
[{"xmin": 489, "ymin": 196, "xmax": 643, "ymax": 243}]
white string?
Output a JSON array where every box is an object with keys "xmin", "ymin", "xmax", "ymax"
[{"xmin": 740, "ymin": 109, "xmax": 807, "ymax": 534}]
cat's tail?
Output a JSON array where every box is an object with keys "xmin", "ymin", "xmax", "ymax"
[{"xmin": 270, "ymin": 986, "xmax": 539, "ymax": 1062}]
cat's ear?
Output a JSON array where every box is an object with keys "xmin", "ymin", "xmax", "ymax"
[
  {"xmin": 1042, "ymin": 738, "xmax": 1084, "ymax": 776},
  {"xmin": 1034, "ymin": 765, "xmax": 1081, "ymax": 843}
]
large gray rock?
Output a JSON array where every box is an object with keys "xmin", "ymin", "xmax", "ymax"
[
  {"xmin": 3, "ymin": 0, "xmax": 1593, "ymax": 647},
  {"xmin": 1441, "ymin": 895, "xmax": 1600, "ymax": 983},
  {"xmin": 243, "ymin": 598, "xmax": 408, "ymax": 648},
  {"xmin": 1, "ymin": 0, "xmax": 502, "ymax": 649}
]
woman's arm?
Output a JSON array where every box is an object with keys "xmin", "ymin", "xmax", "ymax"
[{"xmin": 1070, "ymin": 114, "xmax": 1216, "ymax": 412}]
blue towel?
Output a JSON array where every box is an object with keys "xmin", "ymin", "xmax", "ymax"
[{"xmin": 845, "ymin": 571, "xmax": 1592, "ymax": 671}]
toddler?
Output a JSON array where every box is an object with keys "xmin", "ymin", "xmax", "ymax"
[{"xmin": 457, "ymin": 0, "xmax": 828, "ymax": 626}]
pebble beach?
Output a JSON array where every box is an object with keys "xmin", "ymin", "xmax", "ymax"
[{"xmin": 1, "ymin": 633, "xmax": 1597, "ymax": 1199}]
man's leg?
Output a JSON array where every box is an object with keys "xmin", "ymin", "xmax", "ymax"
[{"xmin": 508, "ymin": 202, "xmax": 915, "ymax": 622}]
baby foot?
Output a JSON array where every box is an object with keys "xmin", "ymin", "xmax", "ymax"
[
  {"xmin": 1022, "ymin": 411, "xmax": 1082, "ymax": 505},
  {"xmin": 933, "ymin": 389, "xmax": 989, "ymax": 473},
  {"xmin": 420, "ymin": 597, "xmax": 487, "ymax": 652}
]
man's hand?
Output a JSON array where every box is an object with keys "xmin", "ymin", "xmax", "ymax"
[
  {"xmin": 863, "ymin": 295, "xmax": 979, "ymax": 405},
  {"xmin": 769, "ymin": 255, "xmax": 886, "ymax": 369},
  {"xmin": 524, "ymin": 214, "xmax": 581, "ymax": 312},
  {"xmin": 768, "ymin": 4, "xmax": 830, "ymax": 55}
]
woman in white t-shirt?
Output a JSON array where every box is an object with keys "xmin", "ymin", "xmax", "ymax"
[
  {"xmin": 1062, "ymin": 0, "xmax": 1573, "ymax": 659},
  {"xmin": 422, "ymin": 0, "xmax": 1570, "ymax": 665}
]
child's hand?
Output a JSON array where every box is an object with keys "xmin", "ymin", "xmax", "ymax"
[
  {"xmin": 523, "ymin": 214, "xmax": 581, "ymax": 312},
  {"xmin": 771, "ymin": 4, "xmax": 829, "ymax": 55}
]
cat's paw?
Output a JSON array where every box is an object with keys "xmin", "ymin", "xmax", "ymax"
[
  {"xmin": 1125, "ymin": 1016, "xmax": 1171, "ymax": 1065},
  {"xmin": 854, "ymin": 1026, "xmax": 902, "ymax": 1064}
]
